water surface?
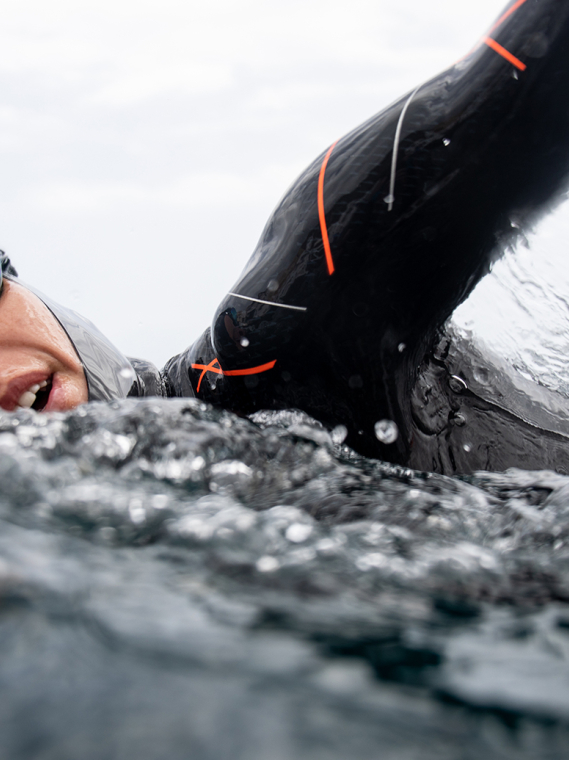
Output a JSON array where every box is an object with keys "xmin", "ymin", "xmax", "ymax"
[{"xmin": 1, "ymin": 399, "xmax": 569, "ymax": 759}]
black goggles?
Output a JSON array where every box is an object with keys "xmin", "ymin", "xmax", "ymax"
[{"xmin": 0, "ymin": 252, "xmax": 17, "ymax": 294}]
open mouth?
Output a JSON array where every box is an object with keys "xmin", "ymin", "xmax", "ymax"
[{"xmin": 16, "ymin": 376, "xmax": 53, "ymax": 412}]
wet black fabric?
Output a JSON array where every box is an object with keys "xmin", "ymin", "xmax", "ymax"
[
  {"xmin": 161, "ymin": 0, "xmax": 569, "ymax": 474},
  {"xmin": 11, "ymin": 0, "xmax": 569, "ymax": 476}
]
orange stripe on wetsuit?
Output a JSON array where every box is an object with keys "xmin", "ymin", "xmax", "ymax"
[
  {"xmin": 191, "ymin": 358, "xmax": 277, "ymax": 393},
  {"xmin": 483, "ymin": 0, "xmax": 528, "ymax": 71},
  {"xmin": 487, "ymin": 0, "xmax": 528, "ymax": 36},
  {"xmin": 318, "ymin": 140, "xmax": 338, "ymax": 276},
  {"xmin": 483, "ymin": 36, "xmax": 526, "ymax": 71},
  {"xmin": 458, "ymin": 0, "xmax": 528, "ymax": 68}
]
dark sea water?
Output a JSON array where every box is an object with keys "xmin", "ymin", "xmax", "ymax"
[{"xmin": 1, "ymin": 398, "xmax": 569, "ymax": 759}]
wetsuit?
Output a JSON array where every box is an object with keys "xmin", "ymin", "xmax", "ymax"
[{"xmin": 4, "ymin": 0, "xmax": 569, "ymax": 476}]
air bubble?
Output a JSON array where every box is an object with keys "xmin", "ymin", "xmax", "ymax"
[
  {"xmin": 192, "ymin": 456, "xmax": 205, "ymax": 471},
  {"xmin": 463, "ymin": 443, "xmax": 471, "ymax": 453},
  {"xmin": 374, "ymin": 419, "xmax": 399, "ymax": 444},
  {"xmin": 267, "ymin": 279, "xmax": 279, "ymax": 292},
  {"xmin": 285, "ymin": 523, "xmax": 313, "ymax": 543},
  {"xmin": 443, "ymin": 138, "xmax": 451, "ymax": 146},
  {"xmin": 256, "ymin": 556, "xmax": 279, "ymax": 573},
  {"xmin": 383, "ymin": 194, "xmax": 394, "ymax": 204},
  {"xmin": 397, "ymin": 343, "xmax": 406, "ymax": 353},
  {"xmin": 240, "ymin": 337, "xmax": 250, "ymax": 347},
  {"xmin": 151, "ymin": 494, "xmax": 169, "ymax": 509},
  {"xmin": 129, "ymin": 499, "xmax": 146, "ymax": 524}
]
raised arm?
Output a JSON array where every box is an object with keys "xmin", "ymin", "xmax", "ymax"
[{"xmin": 165, "ymin": 0, "xmax": 569, "ymax": 463}]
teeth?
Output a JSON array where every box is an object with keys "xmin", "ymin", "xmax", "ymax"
[
  {"xmin": 17, "ymin": 391, "xmax": 37, "ymax": 409},
  {"xmin": 15, "ymin": 379, "xmax": 49, "ymax": 410}
]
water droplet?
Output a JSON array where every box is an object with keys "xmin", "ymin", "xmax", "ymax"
[
  {"xmin": 192, "ymin": 456, "xmax": 205, "ymax": 471},
  {"xmin": 240, "ymin": 337, "xmax": 250, "ymax": 347},
  {"xmin": 151, "ymin": 494, "xmax": 169, "ymax": 509},
  {"xmin": 331, "ymin": 425, "xmax": 348, "ymax": 445},
  {"xmin": 285, "ymin": 523, "xmax": 313, "ymax": 543},
  {"xmin": 463, "ymin": 443, "xmax": 471, "ymax": 453},
  {"xmin": 433, "ymin": 337, "xmax": 450, "ymax": 361},
  {"xmin": 129, "ymin": 499, "xmax": 146, "ymax": 524},
  {"xmin": 383, "ymin": 194, "xmax": 394, "ymax": 204},
  {"xmin": 374, "ymin": 419, "xmax": 399, "ymax": 444},
  {"xmin": 443, "ymin": 138, "xmax": 451, "ymax": 146},
  {"xmin": 512, "ymin": 69, "xmax": 519, "ymax": 80},
  {"xmin": 256, "ymin": 556, "xmax": 279, "ymax": 573},
  {"xmin": 448, "ymin": 375, "xmax": 468, "ymax": 394},
  {"xmin": 120, "ymin": 367, "xmax": 135, "ymax": 380},
  {"xmin": 397, "ymin": 342, "xmax": 406, "ymax": 353},
  {"xmin": 473, "ymin": 366, "xmax": 490, "ymax": 384},
  {"xmin": 267, "ymin": 279, "xmax": 279, "ymax": 292}
]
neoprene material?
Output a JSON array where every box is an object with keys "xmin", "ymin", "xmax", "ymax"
[{"xmin": 162, "ymin": 0, "xmax": 569, "ymax": 472}]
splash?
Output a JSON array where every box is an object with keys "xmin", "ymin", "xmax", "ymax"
[{"xmin": 0, "ymin": 399, "xmax": 568, "ymax": 758}]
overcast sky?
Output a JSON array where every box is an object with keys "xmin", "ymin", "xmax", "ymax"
[{"xmin": 0, "ymin": 0, "xmax": 511, "ymax": 366}]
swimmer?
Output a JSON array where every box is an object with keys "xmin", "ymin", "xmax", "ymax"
[{"xmin": 2, "ymin": 0, "xmax": 569, "ymax": 475}]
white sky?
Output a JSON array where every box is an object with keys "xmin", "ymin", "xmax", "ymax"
[{"xmin": 0, "ymin": 0, "xmax": 509, "ymax": 366}]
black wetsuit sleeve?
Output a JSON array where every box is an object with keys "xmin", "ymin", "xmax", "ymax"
[
  {"xmin": 163, "ymin": 0, "xmax": 569, "ymax": 462},
  {"xmin": 127, "ymin": 358, "xmax": 169, "ymax": 398},
  {"xmin": 161, "ymin": 350, "xmax": 196, "ymax": 399}
]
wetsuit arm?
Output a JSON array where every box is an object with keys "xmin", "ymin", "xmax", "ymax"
[{"xmin": 165, "ymin": 0, "xmax": 569, "ymax": 461}]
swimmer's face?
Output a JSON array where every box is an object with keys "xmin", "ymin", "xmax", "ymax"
[{"xmin": 0, "ymin": 279, "xmax": 88, "ymax": 412}]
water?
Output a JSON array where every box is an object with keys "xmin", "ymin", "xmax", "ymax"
[
  {"xmin": 1, "ymin": 398, "xmax": 569, "ymax": 759},
  {"xmin": 453, "ymin": 194, "xmax": 569, "ymax": 398}
]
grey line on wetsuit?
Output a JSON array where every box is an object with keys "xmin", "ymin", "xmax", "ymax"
[
  {"xmin": 385, "ymin": 85, "xmax": 421, "ymax": 211},
  {"xmin": 227, "ymin": 292, "xmax": 308, "ymax": 312}
]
